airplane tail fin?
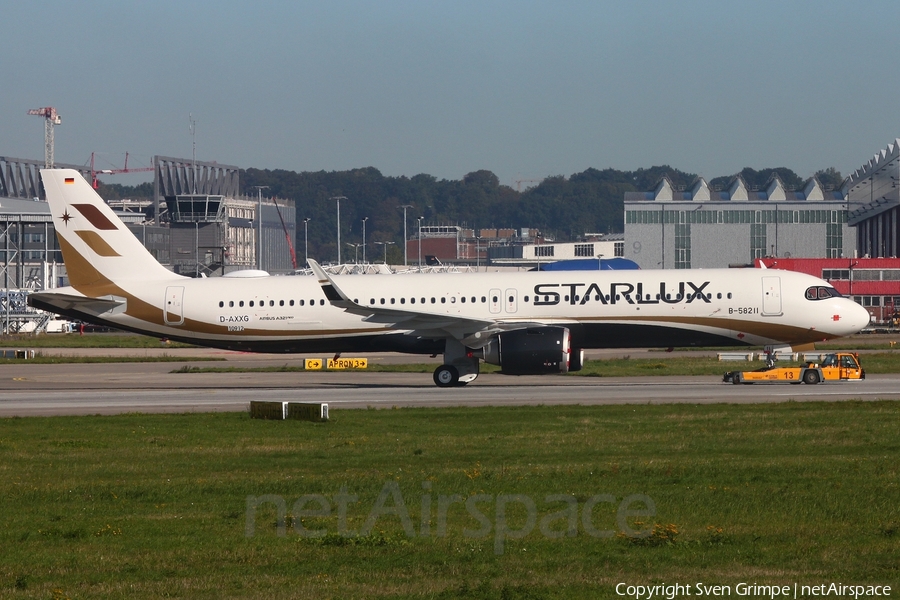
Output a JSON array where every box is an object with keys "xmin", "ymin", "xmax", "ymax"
[{"xmin": 41, "ymin": 169, "xmax": 181, "ymax": 292}]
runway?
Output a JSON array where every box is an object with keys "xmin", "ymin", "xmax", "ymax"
[{"xmin": 1, "ymin": 351, "xmax": 898, "ymax": 416}]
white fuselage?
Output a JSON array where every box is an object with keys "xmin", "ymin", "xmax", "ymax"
[{"xmin": 52, "ymin": 266, "xmax": 868, "ymax": 354}]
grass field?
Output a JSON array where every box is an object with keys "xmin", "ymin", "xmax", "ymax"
[
  {"xmin": 0, "ymin": 334, "xmax": 196, "ymax": 349},
  {"xmin": 1, "ymin": 403, "xmax": 898, "ymax": 599}
]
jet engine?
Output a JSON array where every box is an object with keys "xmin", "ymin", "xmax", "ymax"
[{"xmin": 480, "ymin": 326, "xmax": 582, "ymax": 374}]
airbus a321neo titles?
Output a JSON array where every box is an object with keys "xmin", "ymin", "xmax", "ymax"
[{"xmin": 29, "ymin": 170, "xmax": 870, "ymax": 387}]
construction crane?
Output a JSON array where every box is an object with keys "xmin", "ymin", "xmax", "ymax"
[
  {"xmin": 514, "ymin": 178, "xmax": 542, "ymax": 192},
  {"xmin": 27, "ymin": 107, "xmax": 61, "ymax": 168},
  {"xmin": 90, "ymin": 152, "xmax": 155, "ymax": 188}
]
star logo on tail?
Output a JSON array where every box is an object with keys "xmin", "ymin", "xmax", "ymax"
[{"xmin": 60, "ymin": 210, "xmax": 72, "ymax": 226}]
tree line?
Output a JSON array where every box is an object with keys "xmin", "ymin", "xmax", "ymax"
[{"xmin": 96, "ymin": 164, "xmax": 845, "ymax": 264}]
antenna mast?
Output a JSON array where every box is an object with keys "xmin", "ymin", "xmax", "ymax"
[{"xmin": 189, "ymin": 113, "xmax": 197, "ymax": 193}]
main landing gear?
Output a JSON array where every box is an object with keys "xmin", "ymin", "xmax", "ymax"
[{"xmin": 432, "ymin": 339, "xmax": 479, "ymax": 388}]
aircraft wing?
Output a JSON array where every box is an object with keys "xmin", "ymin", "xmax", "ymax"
[{"xmin": 308, "ymin": 259, "xmax": 541, "ymax": 347}]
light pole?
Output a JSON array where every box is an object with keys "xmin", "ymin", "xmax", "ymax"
[
  {"xmin": 330, "ymin": 196, "xmax": 347, "ymax": 264},
  {"xmin": 346, "ymin": 243, "xmax": 361, "ymax": 264},
  {"xmin": 476, "ymin": 236, "xmax": 481, "ymax": 271},
  {"xmin": 303, "ymin": 218, "xmax": 311, "ymax": 267},
  {"xmin": 375, "ymin": 241, "xmax": 395, "ymax": 264},
  {"xmin": 253, "ymin": 186, "xmax": 269, "ymax": 271},
  {"xmin": 398, "ymin": 204, "xmax": 413, "ymax": 266},
  {"xmin": 361, "ymin": 217, "xmax": 368, "ymax": 263},
  {"xmin": 416, "ymin": 216, "xmax": 424, "ymax": 267}
]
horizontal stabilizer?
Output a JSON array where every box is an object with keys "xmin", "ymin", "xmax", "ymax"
[{"xmin": 28, "ymin": 291, "xmax": 126, "ymax": 317}]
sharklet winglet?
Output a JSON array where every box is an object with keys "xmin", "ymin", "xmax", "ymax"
[{"xmin": 308, "ymin": 259, "xmax": 350, "ymax": 303}]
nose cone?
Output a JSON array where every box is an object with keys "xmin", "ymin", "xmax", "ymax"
[{"xmin": 836, "ymin": 299, "xmax": 871, "ymax": 335}]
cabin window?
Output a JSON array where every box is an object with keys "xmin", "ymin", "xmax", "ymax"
[
  {"xmin": 441, "ymin": 297, "xmax": 446, "ymax": 304},
  {"xmin": 481, "ymin": 296, "xmax": 486, "ymax": 303},
  {"xmin": 400, "ymin": 298, "xmax": 406, "ymax": 304},
  {"xmin": 431, "ymin": 298, "xmax": 436, "ymax": 304},
  {"xmin": 320, "ymin": 299, "xmax": 325, "ymax": 306},
  {"xmin": 493, "ymin": 296, "xmax": 499, "ymax": 303},
  {"xmin": 391, "ymin": 298, "xmax": 395, "ymax": 304},
  {"xmin": 299, "ymin": 300, "xmax": 305, "ymax": 306},
  {"xmin": 451, "ymin": 297, "xmax": 456, "ymax": 303},
  {"xmin": 461, "ymin": 297, "xmax": 466, "ymax": 303},
  {"xmin": 370, "ymin": 298, "xmax": 375, "ymax": 304},
  {"xmin": 410, "ymin": 298, "xmax": 416, "ymax": 304},
  {"xmin": 380, "ymin": 298, "xmax": 385, "ymax": 305},
  {"xmin": 249, "ymin": 301, "xmax": 255, "ymax": 307},
  {"xmin": 229, "ymin": 301, "xmax": 234, "ymax": 307},
  {"xmin": 524, "ymin": 296, "xmax": 529, "ymax": 302},
  {"xmin": 270, "ymin": 300, "xmax": 275, "ymax": 307},
  {"xmin": 716, "ymin": 293, "xmax": 722, "ymax": 299},
  {"xmin": 279, "ymin": 300, "xmax": 284, "ymax": 306},
  {"xmin": 239, "ymin": 301, "xmax": 244, "ymax": 307},
  {"xmin": 290, "ymin": 300, "xmax": 295, "ymax": 306},
  {"xmin": 508, "ymin": 296, "xmax": 514, "ymax": 303},
  {"xmin": 727, "ymin": 293, "xmax": 733, "ymax": 299},
  {"xmin": 218, "ymin": 301, "xmax": 224, "ymax": 308}
]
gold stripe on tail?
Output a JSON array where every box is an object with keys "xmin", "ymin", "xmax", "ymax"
[{"xmin": 75, "ymin": 230, "xmax": 120, "ymax": 257}]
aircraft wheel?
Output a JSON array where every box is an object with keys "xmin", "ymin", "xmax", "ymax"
[
  {"xmin": 433, "ymin": 365, "xmax": 459, "ymax": 388},
  {"xmin": 731, "ymin": 373, "xmax": 741, "ymax": 385},
  {"xmin": 803, "ymin": 370, "xmax": 820, "ymax": 385}
]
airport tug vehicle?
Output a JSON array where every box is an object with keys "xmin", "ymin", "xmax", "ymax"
[{"xmin": 723, "ymin": 352, "xmax": 865, "ymax": 385}]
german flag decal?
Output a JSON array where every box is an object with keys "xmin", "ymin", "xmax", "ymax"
[
  {"xmin": 64, "ymin": 178, "xmax": 75, "ymax": 184},
  {"xmin": 71, "ymin": 203, "xmax": 118, "ymax": 230}
]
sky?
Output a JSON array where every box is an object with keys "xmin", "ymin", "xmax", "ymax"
[{"xmin": 4, "ymin": 0, "xmax": 900, "ymax": 188}]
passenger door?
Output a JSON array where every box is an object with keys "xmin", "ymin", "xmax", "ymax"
[
  {"xmin": 761, "ymin": 276, "xmax": 782, "ymax": 316},
  {"xmin": 164, "ymin": 286, "xmax": 185, "ymax": 326}
]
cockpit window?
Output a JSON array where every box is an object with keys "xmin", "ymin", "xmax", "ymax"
[{"xmin": 805, "ymin": 286, "xmax": 842, "ymax": 300}]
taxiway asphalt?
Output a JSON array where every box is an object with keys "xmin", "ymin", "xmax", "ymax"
[{"xmin": 0, "ymin": 348, "xmax": 897, "ymax": 416}]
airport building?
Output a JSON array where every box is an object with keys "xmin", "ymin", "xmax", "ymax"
[
  {"xmin": 487, "ymin": 234, "xmax": 624, "ymax": 267},
  {"xmin": 624, "ymin": 176, "xmax": 852, "ymax": 269},
  {"xmin": 0, "ymin": 155, "xmax": 294, "ymax": 332},
  {"xmin": 0, "ymin": 155, "xmax": 295, "ymax": 283},
  {"xmin": 846, "ymin": 138, "xmax": 900, "ymax": 259},
  {"xmin": 406, "ymin": 226, "xmax": 624, "ymax": 268}
]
